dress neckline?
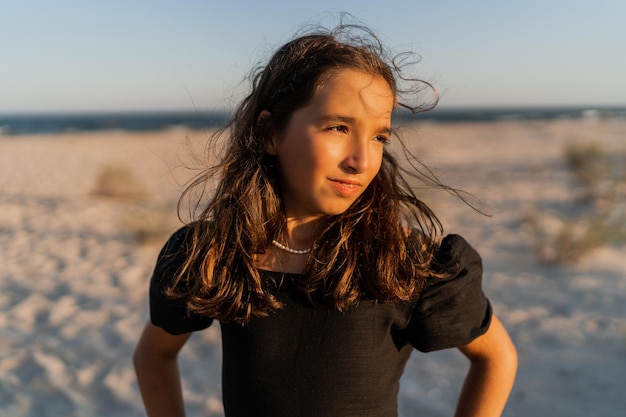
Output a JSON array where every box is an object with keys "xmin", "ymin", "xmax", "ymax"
[{"xmin": 257, "ymin": 268, "xmax": 304, "ymax": 277}]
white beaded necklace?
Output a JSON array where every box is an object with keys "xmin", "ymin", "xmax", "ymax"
[{"xmin": 271, "ymin": 239, "xmax": 312, "ymax": 255}]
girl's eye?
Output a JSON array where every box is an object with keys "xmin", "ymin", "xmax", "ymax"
[
  {"xmin": 329, "ymin": 125, "xmax": 348, "ymax": 133},
  {"xmin": 374, "ymin": 135, "xmax": 389, "ymax": 144}
]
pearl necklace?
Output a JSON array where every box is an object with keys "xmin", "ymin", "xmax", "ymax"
[{"xmin": 271, "ymin": 240, "xmax": 312, "ymax": 255}]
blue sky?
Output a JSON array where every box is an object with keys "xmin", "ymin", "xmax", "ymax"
[{"xmin": 1, "ymin": 0, "xmax": 624, "ymax": 113}]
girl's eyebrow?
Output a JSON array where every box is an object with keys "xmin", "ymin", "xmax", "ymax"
[
  {"xmin": 318, "ymin": 115, "xmax": 392, "ymax": 134},
  {"xmin": 318, "ymin": 114, "xmax": 355, "ymax": 124}
]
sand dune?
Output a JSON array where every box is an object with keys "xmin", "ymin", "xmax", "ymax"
[{"xmin": 1, "ymin": 119, "xmax": 624, "ymax": 416}]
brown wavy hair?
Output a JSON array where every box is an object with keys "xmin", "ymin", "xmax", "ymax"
[{"xmin": 168, "ymin": 23, "xmax": 449, "ymax": 324}]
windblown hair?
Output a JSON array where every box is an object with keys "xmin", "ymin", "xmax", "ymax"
[{"xmin": 169, "ymin": 23, "xmax": 448, "ymax": 324}]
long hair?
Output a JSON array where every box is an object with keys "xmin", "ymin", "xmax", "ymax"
[{"xmin": 168, "ymin": 23, "xmax": 446, "ymax": 324}]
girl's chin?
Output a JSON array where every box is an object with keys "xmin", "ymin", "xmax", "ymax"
[
  {"xmin": 284, "ymin": 206, "xmax": 352, "ymax": 219},
  {"xmin": 283, "ymin": 196, "xmax": 360, "ymax": 218}
]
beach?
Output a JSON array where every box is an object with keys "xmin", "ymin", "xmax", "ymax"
[{"xmin": 1, "ymin": 118, "xmax": 625, "ymax": 416}]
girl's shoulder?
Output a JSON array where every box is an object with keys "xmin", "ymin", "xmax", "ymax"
[
  {"xmin": 154, "ymin": 221, "xmax": 211, "ymax": 271},
  {"xmin": 434, "ymin": 234, "xmax": 481, "ymax": 269},
  {"xmin": 150, "ymin": 222, "xmax": 215, "ymax": 335},
  {"xmin": 156, "ymin": 225, "xmax": 191, "ymax": 260},
  {"xmin": 403, "ymin": 227, "xmax": 481, "ymax": 273},
  {"xmin": 425, "ymin": 233, "xmax": 484, "ymax": 292},
  {"xmin": 158, "ymin": 221, "xmax": 211, "ymax": 253},
  {"xmin": 166, "ymin": 223, "xmax": 195, "ymax": 244},
  {"xmin": 407, "ymin": 233, "xmax": 490, "ymax": 351}
]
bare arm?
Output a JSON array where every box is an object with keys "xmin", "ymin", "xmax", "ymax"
[
  {"xmin": 454, "ymin": 314, "xmax": 518, "ymax": 417},
  {"xmin": 133, "ymin": 322, "xmax": 192, "ymax": 417}
]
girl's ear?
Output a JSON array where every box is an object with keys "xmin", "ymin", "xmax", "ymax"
[
  {"xmin": 257, "ymin": 110, "xmax": 277, "ymax": 155},
  {"xmin": 265, "ymin": 137, "xmax": 278, "ymax": 155},
  {"xmin": 257, "ymin": 110, "xmax": 271, "ymax": 125}
]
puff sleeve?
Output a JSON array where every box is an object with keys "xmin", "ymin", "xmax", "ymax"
[
  {"xmin": 149, "ymin": 226, "xmax": 214, "ymax": 335},
  {"xmin": 405, "ymin": 234, "xmax": 492, "ymax": 352}
]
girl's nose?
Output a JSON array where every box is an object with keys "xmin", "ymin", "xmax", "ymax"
[{"xmin": 341, "ymin": 137, "xmax": 369, "ymax": 174}]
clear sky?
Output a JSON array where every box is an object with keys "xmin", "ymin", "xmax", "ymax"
[{"xmin": 1, "ymin": 0, "xmax": 624, "ymax": 113}]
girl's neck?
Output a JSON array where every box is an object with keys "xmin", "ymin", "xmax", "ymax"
[
  {"xmin": 284, "ymin": 216, "xmax": 319, "ymax": 250},
  {"xmin": 253, "ymin": 216, "xmax": 322, "ymax": 274}
]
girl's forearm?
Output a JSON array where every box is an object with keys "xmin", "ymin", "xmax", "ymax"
[
  {"xmin": 134, "ymin": 354, "xmax": 186, "ymax": 417},
  {"xmin": 454, "ymin": 357, "xmax": 517, "ymax": 417},
  {"xmin": 455, "ymin": 315, "xmax": 518, "ymax": 417}
]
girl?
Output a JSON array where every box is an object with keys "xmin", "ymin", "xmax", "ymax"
[{"xmin": 133, "ymin": 24, "xmax": 517, "ymax": 417}]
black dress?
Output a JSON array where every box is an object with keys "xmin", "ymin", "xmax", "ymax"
[{"xmin": 149, "ymin": 227, "xmax": 492, "ymax": 417}]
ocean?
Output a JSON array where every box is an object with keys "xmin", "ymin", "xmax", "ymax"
[{"xmin": 0, "ymin": 106, "xmax": 624, "ymax": 136}]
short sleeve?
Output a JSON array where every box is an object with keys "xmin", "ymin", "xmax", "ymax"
[
  {"xmin": 149, "ymin": 225, "xmax": 214, "ymax": 335},
  {"xmin": 405, "ymin": 234, "xmax": 492, "ymax": 352}
]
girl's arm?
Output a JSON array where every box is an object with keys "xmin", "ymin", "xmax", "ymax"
[
  {"xmin": 454, "ymin": 314, "xmax": 518, "ymax": 417},
  {"xmin": 133, "ymin": 322, "xmax": 192, "ymax": 417}
]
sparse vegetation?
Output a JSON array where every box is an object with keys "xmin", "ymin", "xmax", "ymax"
[
  {"xmin": 92, "ymin": 163, "xmax": 151, "ymax": 201},
  {"xmin": 564, "ymin": 142, "xmax": 607, "ymax": 188},
  {"xmin": 92, "ymin": 162, "xmax": 176, "ymax": 244},
  {"xmin": 119, "ymin": 204, "xmax": 175, "ymax": 244},
  {"xmin": 526, "ymin": 141, "xmax": 626, "ymax": 264}
]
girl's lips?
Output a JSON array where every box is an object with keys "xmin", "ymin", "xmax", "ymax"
[{"xmin": 329, "ymin": 178, "xmax": 362, "ymax": 196}]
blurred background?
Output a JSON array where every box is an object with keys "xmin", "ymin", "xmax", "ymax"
[
  {"xmin": 1, "ymin": 0, "xmax": 624, "ymax": 114},
  {"xmin": 1, "ymin": 1, "xmax": 625, "ymax": 417}
]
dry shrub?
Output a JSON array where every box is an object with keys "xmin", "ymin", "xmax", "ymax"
[
  {"xmin": 92, "ymin": 163, "xmax": 177, "ymax": 244},
  {"xmin": 119, "ymin": 204, "xmax": 175, "ymax": 244},
  {"xmin": 565, "ymin": 142, "xmax": 607, "ymax": 187},
  {"xmin": 525, "ymin": 207, "xmax": 626, "ymax": 264},
  {"xmin": 526, "ymin": 141, "xmax": 626, "ymax": 264},
  {"xmin": 93, "ymin": 163, "xmax": 151, "ymax": 201}
]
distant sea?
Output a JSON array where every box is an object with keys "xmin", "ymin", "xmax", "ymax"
[{"xmin": 1, "ymin": 107, "xmax": 624, "ymax": 136}]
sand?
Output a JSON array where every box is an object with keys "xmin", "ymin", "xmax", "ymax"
[{"xmin": 1, "ymin": 119, "xmax": 625, "ymax": 416}]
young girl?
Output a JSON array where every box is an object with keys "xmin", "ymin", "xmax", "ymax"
[{"xmin": 133, "ymin": 24, "xmax": 517, "ymax": 417}]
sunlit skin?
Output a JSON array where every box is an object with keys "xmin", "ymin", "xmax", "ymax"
[{"xmin": 265, "ymin": 69, "xmax": 395, "ymax": 255}]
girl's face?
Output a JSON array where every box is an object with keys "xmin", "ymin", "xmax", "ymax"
[{"xmin": 267, "ymin": 69, "xmax": 394, "ymax": 220}]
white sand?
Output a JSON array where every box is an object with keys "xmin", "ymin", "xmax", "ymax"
[{"xmin": 1, "ymin": 119, "xmax": 624, "ymax": 416}]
